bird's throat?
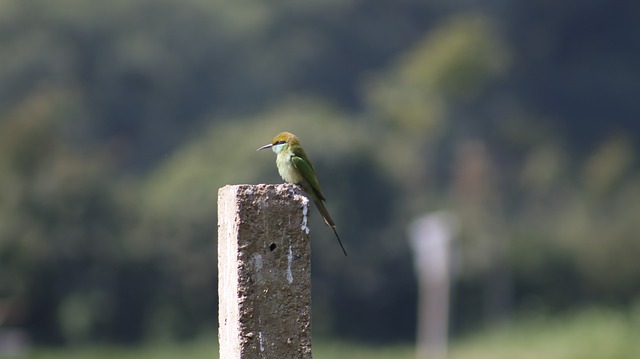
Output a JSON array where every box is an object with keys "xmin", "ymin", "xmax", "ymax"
[{"xmin": 271, "ymin": 143, "xmax": 285, "ymax": 154}]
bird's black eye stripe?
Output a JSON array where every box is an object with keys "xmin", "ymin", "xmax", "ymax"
[{"xmin": 274, "ymin": 140, "xmax": 285, "ymax": 145}]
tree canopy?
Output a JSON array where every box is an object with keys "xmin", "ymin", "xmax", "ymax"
[{"xmin": 1, "ymin": 0, "xmax": 639, "ymax": 344}]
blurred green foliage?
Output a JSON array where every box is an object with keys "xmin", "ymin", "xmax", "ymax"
[{"xmin": 1, "ymin": 0, "xmax": 639, "ymax": 348}]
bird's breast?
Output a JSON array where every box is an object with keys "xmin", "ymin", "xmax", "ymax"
[{"xmin": 276, "ymin": 154, "xmax": 302, "ymax": 183}]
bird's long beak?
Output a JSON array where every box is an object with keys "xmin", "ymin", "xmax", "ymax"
[{"xmin": 256, "ymin": 143, "xmax": 273, "ymax": 151}]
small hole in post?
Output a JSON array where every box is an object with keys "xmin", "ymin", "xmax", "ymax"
[{"xmin": 269, "ymin": 243, "xmax": 277, "ymax": 251}]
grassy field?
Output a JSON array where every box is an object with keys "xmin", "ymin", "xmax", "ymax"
[
  {"xmin": 26, "ymin": 307, "xmax": 640, "ymax": 359},
  {"xmin": 450, "ymin": 307, "xmax": 640, "ymax": 359}
]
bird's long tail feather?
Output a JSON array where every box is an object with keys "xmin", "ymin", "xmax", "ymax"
[
  {"xmin": 314, "ymin": 198, "xmax": 348, "ymax": 256},
  {"xmin": 331, "ymin": 226, "xmax": 348, "ymax": 256}
]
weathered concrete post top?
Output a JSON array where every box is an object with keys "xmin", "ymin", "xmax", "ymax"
[{"xmin": 218, "ymin": 184, "xmax": 312, "ymax": 359}]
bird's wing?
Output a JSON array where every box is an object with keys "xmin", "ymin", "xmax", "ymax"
[{"xmin": 291, "ymin": 154, "xmax": 326, "ymax": 201}]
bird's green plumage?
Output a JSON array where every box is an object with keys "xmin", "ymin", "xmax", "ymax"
[
  {"xmin": 291, "ymin": 156, "xmax": 336, "ymax": 227},
  {"xmin": 258, "ymin": 132, "xmax": 347, "ymax": 256},
  {"xmin": 291, "ymin": 154, "xmax": 325, "ymax": 200}
]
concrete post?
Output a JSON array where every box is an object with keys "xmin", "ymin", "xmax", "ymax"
[{"xmin": 218, "ymin": 184, "xmax": 312, "ymax": 359}]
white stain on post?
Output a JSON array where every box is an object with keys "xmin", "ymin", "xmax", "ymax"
[
  {"xmin": 254, "ymin": 253, "xmax": 263, "ymax": 271},
  {"xmin": 286, "ymin": 245, "xmax": 294, "ymax": 284},
  {"xmin": 300, "ymin": 198, "xmax": 310, "ymax": 234},
  {"xmin": 259, "ymin": 331, "xmax": 265, "ymax": 352},
  {"xmin": 288, "ymin": 186, "xmax": 310, "ymax": 235}
]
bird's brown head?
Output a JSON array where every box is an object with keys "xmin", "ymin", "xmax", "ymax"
[
  {"xmin": 257, "ymin": 132, "xmax": 300, "ymax": 153},
  {"xmin": 271, "ymin": 132, "xmax": 299, "ymax": 146}
]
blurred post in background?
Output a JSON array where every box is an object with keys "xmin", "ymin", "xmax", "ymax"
[
  {"xmin": 409, "ymin": 212, "xmax": 459, "ymax": 359},
  {"xmin": 0, "ymin": 299, "xmax": 29, "ymax": 357}
]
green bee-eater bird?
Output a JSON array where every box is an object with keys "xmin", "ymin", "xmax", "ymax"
[{"xmin": 257, "ymin": 132, "xmax": 348, "ymax": 256}]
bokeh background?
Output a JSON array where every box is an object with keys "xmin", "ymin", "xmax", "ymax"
[{"xmin": 1, "ymin": 0, "xmax": 640, "ymax": 357}]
